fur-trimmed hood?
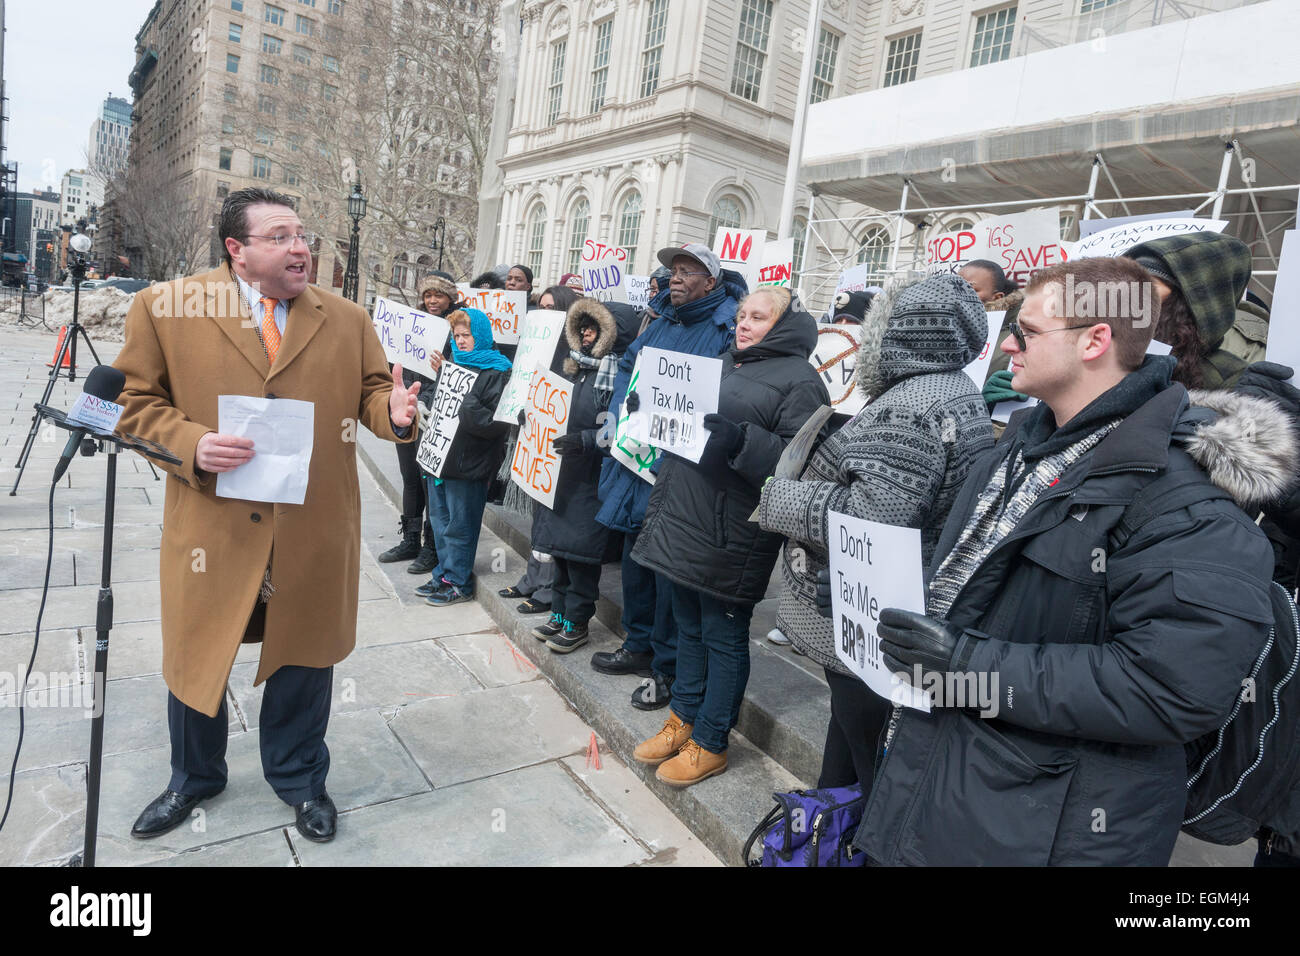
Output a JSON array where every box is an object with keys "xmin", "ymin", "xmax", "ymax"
[
  {"xmin": 1182, "ymin": 389, "xmax": 1299, "ymax": 511},
  {"xmin": 562, "ymin": 298, "xmax": 618, "ymax": 376},
  {"xmin": 986, "ymin": 288, "xmax": 1024, "ymax": 314},
  {"xmin": 853, "ymin": 273, "xmax": 988, "ymax": 399}
]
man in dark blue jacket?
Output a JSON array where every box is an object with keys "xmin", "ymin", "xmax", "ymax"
[
  {"xmin": 591, "ymin": 242, "xmax": 745, "ymax": 709},
  {"xmin": 855, "ymin": 256, "xmax": 1290, "ymax": 865}
]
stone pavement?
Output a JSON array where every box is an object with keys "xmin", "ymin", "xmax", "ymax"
[{"xmin": 0, "ymin": 326, "xmax": 717, "ymax": 867}]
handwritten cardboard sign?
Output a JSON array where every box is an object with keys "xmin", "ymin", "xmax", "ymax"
[
  {"xmin": 494, "ymin": 308, "xmax": 566, "ymax": 423},
  {"xmin": 456, "ymin": 287, "xmax": 528, "ymax": 345},
  {"xmin": 757, "ymin": 238, "xmax": 794, "ymax": 288},
  {"xmin": 1264, "ymin": 230, "xmax": 1300, "ymax": 382},
  {"xmin": 962, "ymin": 310, "xmax": 1003, "ymax": 389},
  {"xmin": 609, "ymin": 354, "xmax": 659, "ymax": 484},
  {"xmin": 372, "ymin": 296, "xmax": 451, "ymax": 369},
  {"xmin": 580, "ymin": 239, "xmax": 630, "ymax": 304},
  {"xmin": 626, "ymin": 274, "xmax": 651, "ymax": 308},
  {"xmin": 713, "ymin": 227, "xmax": 766, "ymax": 291},
  {"xmin": 510, "ymin": 369, "xmax": 573, "ymax": 508},
  {"xmin": 1072, "ymin": 218, "xmax": 1228, "ymax": 259},
  {"xmin": 809, "ymin": 324, "xmax": 865, "ymax": 417},
  {"xmin": 415, "ymin": 362, "xmax": 479, "ymax": 478},
  {"xmin": 828, "ymin": 510, "xmax": 930, "ymax": 711},
  {"xmin": 633, "ymin": 347, "xmax": 723, "ymax": 464},
  {"xmin": 926, "ymin": 208, "xmax": 1067, "ymax": 286},
  {"xmin": 834, "ymin": 263, "xmax": 874, "ymax": 295}
]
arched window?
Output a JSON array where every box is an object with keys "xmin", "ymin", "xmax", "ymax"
[
  {"xmin": 617, "ymin": 191, "xmax": 643, "ymax": 273},
  {"xmin": 856, "ymin": 225, "xmax": 891, "ymax": 274},
  {"xmin": 567, "ymin": 197, "xmax": 591, "ymax": 275},
  {"xmin": 707, "ymin": 195, "xmax": 744, "ymax": 242},
  {"xmin": 792, "ymin": 215, "xmax": 808, "ymax": 285},
  {"xmin": 526, "ymin": 203, "xmax": 548, "ymax": 275}
]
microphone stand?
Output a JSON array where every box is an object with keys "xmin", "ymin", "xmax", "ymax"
[{"xmin": 35, "ymin": 405, "xmax": 180, "ymax": 868}]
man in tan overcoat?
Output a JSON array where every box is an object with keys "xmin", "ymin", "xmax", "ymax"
[{"xmin": 113, "ymin": 188, "xmax": 421, "ymax": 843}]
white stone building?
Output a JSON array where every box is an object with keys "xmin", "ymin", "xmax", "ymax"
[
  {"xmin": 491, "ymin": 0, "xmax": 862, "ymax": 285},
  {"xmin": 59, "ymin": 169, "xmax": 103, "ymax": 227}
]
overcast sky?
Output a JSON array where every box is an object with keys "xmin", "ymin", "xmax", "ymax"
[{"xmin": 6, "ymin": 0, "xmax": 158, "ymax": 193}]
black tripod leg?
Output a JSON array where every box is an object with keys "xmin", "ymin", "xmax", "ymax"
[
  {"xmin": 82, "ymin": 446, "xmax": 117, "ymax": 868},
  {"xmin": 10, "ymin": 331, "xmax": 78, "ymax": 495}
]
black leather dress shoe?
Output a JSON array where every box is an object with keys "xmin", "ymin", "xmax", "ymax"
[
  {"xmin": 131, "ymin": 788, "xmax": 218, "ymax": 839},
  {"xmin": 631, "ymin": 672, "xmax": 674, "ymax": 711},
  {"xmin": 294, "ymin": 791, "xmax": 338, "ymax": 843},
  {"xmin": 591, "ymin": 646, "xmax": 654, "ymax": 677}
]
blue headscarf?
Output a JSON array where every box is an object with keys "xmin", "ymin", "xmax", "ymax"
[{"xmin": 449, "ymin": 307, "xmax": 513, "ymax": 372}]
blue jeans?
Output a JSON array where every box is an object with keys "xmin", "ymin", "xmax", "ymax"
[
  {"xmin": 668, "ymin": 584, "xmax": 754, "ymax": 754},
  {"xmin": 425, "ymin": 476, "xmax": 489, "ymax": 590},
  {"xmin": 620, "ymin": 531, "xmax": 677, "ymax": 677}
]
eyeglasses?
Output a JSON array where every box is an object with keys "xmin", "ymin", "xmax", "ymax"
[
  {"xmin": 669, "ymin": 268, "xmax": 710, "ymax": 279},
  {"xmin": 243, "ymin": 231, "xmax": 318, "ymax": 248},
  {"xmin": 1007, "ymin": 321, "xmax": 1098, "ymax": 351}
]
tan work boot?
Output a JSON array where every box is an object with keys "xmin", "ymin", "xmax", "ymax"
[
  {"xmin": 655, "ymin": 739, "xmax": 727, "ymax": 788},
  {"xmin": 632, "ymin": 712, "xmax": 693, "ymax": 766}
]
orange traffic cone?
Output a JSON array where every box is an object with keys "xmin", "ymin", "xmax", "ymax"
[{"xmin": 47, "ymin": 326, "xmax": 71, "ymax": 369}]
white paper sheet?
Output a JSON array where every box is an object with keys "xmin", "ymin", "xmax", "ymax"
[{"xmin": 215, "ymin": 395, "xmax": 315, "ymax": 505}]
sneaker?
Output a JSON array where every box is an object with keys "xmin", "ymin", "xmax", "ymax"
[
  {"xmin": 415, "ymin": 579, "xmax": 445, "ymax": 598},
  {"xmin": 632, "ymin": 712, "xmax": 693, "ymax": 766},
  {"xmin": 532, "ymin": 611, "xmax": 565, "ymax": 641},
  {"xmin": 766, "ymin": 628, "xmax": 791, "ymax": 646},
  {"xmin": 426, "ymin": 583, "xmax": 474, "ymax": 607},
  {"xmin": 631, "ymin": 672, "xmax": 674, "ymax": 711},
  {"xmin": 591, "ymin": 647, "xmax": 654, "ymax": 677},
  {"xmin": 656, "ymin": 739, "xmax": 727, "ymax": 788},
  {"xmin": 546, "ymin": 619, "xmax": 589, "ymax": 653}
]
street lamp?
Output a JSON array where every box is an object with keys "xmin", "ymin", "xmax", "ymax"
[
  {"xmin": 430, "ymin": 216, "xmax": 446, "ymax": 273},
  {"xmin": 342, "ymin": 173, "xmax": 367, "ymax": 302}
]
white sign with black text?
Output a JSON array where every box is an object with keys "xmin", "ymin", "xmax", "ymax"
[{"xmin": 634, "ymin": 347, "xmax": 723, "ymax": 464}]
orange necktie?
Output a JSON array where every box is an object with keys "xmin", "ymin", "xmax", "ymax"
[{"xmin": 260, "ymin": 297, "xmax": 281, "ymax": 364}]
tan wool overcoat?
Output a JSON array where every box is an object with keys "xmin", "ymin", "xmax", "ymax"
[{"xmin": 113, "ymin": 265, "xmax": 412, "ymax": 717}]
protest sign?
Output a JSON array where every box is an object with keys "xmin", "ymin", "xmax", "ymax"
[
  {"xmin": 510, "ymin": 370, "xmax": 573, "ymax": 509},
  {"xmin": 1077, "ymin": 210, "xmax": 1196, "ymax": 238},
  {"xmin": 455, "ymin": 287, "xmax": 528, "ymax": 344},
  {"xmin": 1264, "ymin": 230, "xmax": 1300, "ymax": 381},
  {"xmin": 834, "ymin": 263, "xmax": 874, "ymax": 295},
  {"xmin": 1072, "ymin": 218, "xmax": 1228, "ymax": 259},
  {"xmin": 371, "ymin": 296, "xmax": 450, "ymax": 370},
  {"xmin": 415, "ymin": 362, "xmax": 479, "ymax": 477},
  {"xmin": 757, "ymin": 238, "xmax": 794, "ymax": 287},
  {"xmin": 626, "ymin": 274, "xmax": 651, "ymax": 308},
  {"xmin": 809, "ymin": 324, "xmax": 865, "ymax": 416},
  {"xmin": 713, "ymin": 227, "xmax": 766, "ymax": 291},
  {"xmin": 494, "ymin": 308, "xmax": 566, "ymax": 423},
  {"xmin": 635, "ymin": 347, "xmax": 723, "ymax": 464},
  {"xmin": 925, "ymin": 208, "xmax": 1067, "ymax": 286},
  {"xmin": 580, "ymin": 239, "xmax": 630, "ymax": 304},
  {"xmin": 962, "ymin": 311, "xmax": 1004, "ymax": 388},
  {"xmin": 608, "ymin": 354, "xmax": 660, "ymax": 484},
  {"xmin": 828, "ymin": 511, "xmax": 930, "ymax": 711}
]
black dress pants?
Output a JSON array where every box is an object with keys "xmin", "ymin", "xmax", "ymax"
[
  {"xmin": 552, "ymin": 557, "xmax": 602, "ymax": 626},
  {"xmin": 817, "ymin": 668, "xmax": 891, "ymax": 791},
  {"xmin": 167, "ymin": 664, "xmax": 333, "ymax": 806}
]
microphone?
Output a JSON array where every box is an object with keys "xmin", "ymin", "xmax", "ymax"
[{"xmin": 53, "ymin": 365, "xmax": 126, "ymax": 484}]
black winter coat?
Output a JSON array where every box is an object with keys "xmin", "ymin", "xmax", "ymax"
[
  {"xmin": 856, "ymin": 363, "xmax": 1294, "ymax": 866},
  {"xmin": 436, "ymin": 366, "xmax": 509, "ymax": 482},
  {"xmin": 632, "ymin": 308, "xmax": 829, "ymax": 605},
  {"xmin": 531, "ymin": 300, "xmax": 630, "ymax": 564}
]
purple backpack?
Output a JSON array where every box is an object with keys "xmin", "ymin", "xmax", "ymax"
[{"xmin": 743, "ymin": 785, "xmax": 867, "ymax": 867}]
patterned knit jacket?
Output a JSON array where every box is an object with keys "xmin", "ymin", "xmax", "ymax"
[{"xmin": 758, "ymin": 274, "xmax": 995, "ymax": 674}]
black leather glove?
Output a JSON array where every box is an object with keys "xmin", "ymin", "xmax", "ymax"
[
  {"xmin": 552, "ymin": 433, "xmax": 588, "ymax": 456},
  {"xmin": 517, "ymin": 407, "xmax": 527, "ymax": 427},
  {"xmin": 1236, "ymin": 362, "xmax": 1300, "ymax": 415},
  {"xmin": 877, "ymin": 608, "xmax": 963, "ymax": 676},
  {"xmin": 815, "ymin": 567, "xmax": 834, "ymax": 618},
  {"xmin": 624, "ymin": 390, "xmax": 640, "ymax": 413},
  {"xmin": 703, "ymin": 413, "xmax": 744, "ymax": 456}
]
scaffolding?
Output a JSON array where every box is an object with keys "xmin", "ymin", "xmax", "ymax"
[{"xmin": 798, "ymin": 141, "xmax": 1299, "ymax": 312}]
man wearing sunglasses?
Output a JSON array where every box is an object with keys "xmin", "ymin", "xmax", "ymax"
[
  {"xmin": 851, "ymin": 255, "xmax": 1290, "ymax": 865},
  {"xmin": 113, "ymin": 187, "xmax": 420, "ymax": 846}
]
